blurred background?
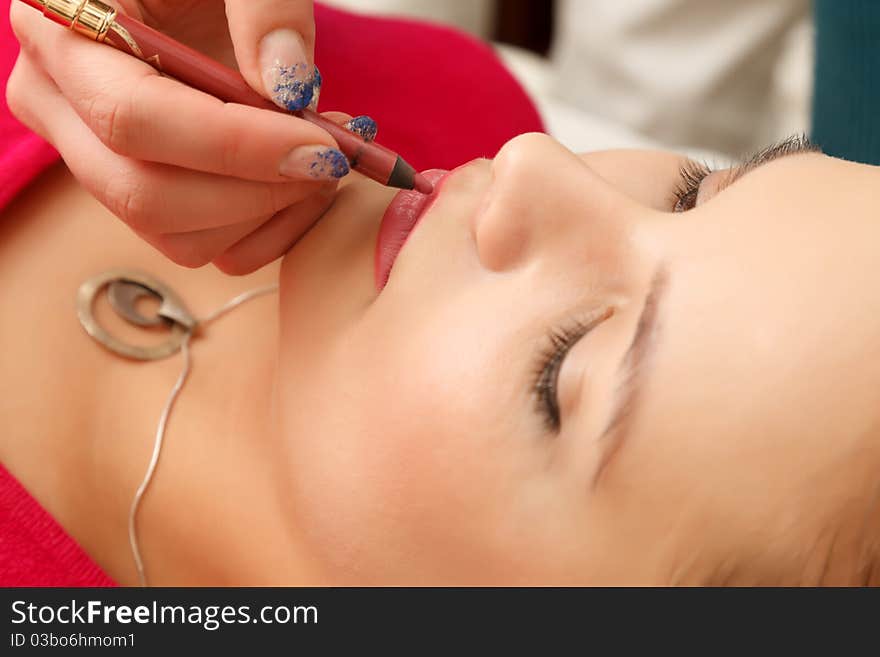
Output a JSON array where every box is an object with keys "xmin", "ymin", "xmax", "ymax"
[{"xmin": 325, "ymin": 0, "xmax": 812, "ymax": 163}]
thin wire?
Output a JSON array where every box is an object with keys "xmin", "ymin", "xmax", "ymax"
[
  {"xmin": 128, "ymin": 333, "xmax": 191, "ymax": 587},
  {"xmin": 201, "ymin": 284, "xmax": 279, "ymax": 323},
  {"xmin": 127, "ymin": 283, "xmax": 279, "ymax": 587}
]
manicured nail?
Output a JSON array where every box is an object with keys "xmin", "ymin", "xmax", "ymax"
[
  {"xmin": 259, "ymin": 29, "xmax": 321, "ymax": 111},
  {"xmin": 307, "ymin": 67, "xmax": 323, "ymax": 111},
  {"xmin": 280, "ymin": 145, "xmax": 350, "ymax": 180},
  {"xmin": 344, "ymin": 115, "xmax": 378, "ymax": 142}
]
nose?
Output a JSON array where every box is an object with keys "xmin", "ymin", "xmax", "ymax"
[{"xmin": 475, "ymin": 133, "xmax": 643, "ymax": 272}]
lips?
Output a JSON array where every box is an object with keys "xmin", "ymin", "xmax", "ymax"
[{"xmin": 374, "ymin": 169, "xmax": 449, "ymax": 290}]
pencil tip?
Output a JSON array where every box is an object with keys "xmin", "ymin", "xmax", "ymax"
[{"xmin": 413, "ymin": 173, "xmax": 434, "ymax": 195}]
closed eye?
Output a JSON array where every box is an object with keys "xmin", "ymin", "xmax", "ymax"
[
  {"xmin": 533, "ymin": 307, "xmax": 614, "ymax": 432},
  {"xmin": 671, "ymin": 134, "xmax": 821, "ymax": 213}
]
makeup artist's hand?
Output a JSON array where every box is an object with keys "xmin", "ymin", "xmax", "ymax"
[{"xmin": 8, "ymin": 0, "xmax": 371, "ymax": 274}]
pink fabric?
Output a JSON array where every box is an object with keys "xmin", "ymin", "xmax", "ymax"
[
  {"xmin": 312, "ymin": 4, "xmax": 544, "ymax": 172},
  {"xmin": 0, "ymin": 0, "xmax": 542, "ymax": 586},
  {"xmin": 0, "ymin": 464, "xmax": 115, "ymax": 586},
  {"xmin": 0, "ymin": 4, "xmax": 60, "ymax": 211}
]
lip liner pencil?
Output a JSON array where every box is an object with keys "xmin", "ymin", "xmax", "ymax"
[{"xmin": 17, "ymin": 0, "xmax": 434, "ymax": 194}]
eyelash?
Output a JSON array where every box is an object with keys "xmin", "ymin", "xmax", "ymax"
[
  {"xmin": 671, "ymin": 134, "xmax": 819, "ymax": 213},
  {"xmin": 533, "ymin": 320, "xmax": 590, "ymax": 432},
  {"xmin": 671, "ymin": 160, "xmax": 712, "ymax": 212}
]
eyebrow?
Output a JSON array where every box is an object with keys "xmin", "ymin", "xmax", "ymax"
[
  {"xmin": 586, "ymin": 136, "xmax": 817, "ymax": 486},
  {"xmin": 590, "ymin": 265, "xmax": 669, "ymax": 488},
  {"xmin": 713, "ymin": 134, "xmax": 820, "ymax": 196}
]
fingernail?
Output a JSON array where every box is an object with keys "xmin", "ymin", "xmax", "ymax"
[
  {"xmin": 344, "ymin": 115, "xmax": 378, "ymax": 142},
  {"xmin": 260, "ymin": 29, "xmax": 321, "ymax": 112},
  {"xmin": 307, "ymin": 67, "xmax": 323, "ymax": 111},
  {"xmin": 280, "ymin": 146, "xmax": 350, "ymax": 180}
]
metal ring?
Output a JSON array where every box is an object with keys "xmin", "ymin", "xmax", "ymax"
[{"xmin": 76, "ymin": 269, "xmax": 195, "ymax": 361}]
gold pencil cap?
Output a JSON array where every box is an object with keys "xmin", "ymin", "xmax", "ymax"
[{"xmin": 30, "ymin": 0, "xmax": 117, "ymax": 41}]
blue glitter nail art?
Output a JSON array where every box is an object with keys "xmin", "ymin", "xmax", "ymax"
[
  {"xmin": 309, "ymin": 148, "xmax": 350, "ymax": 178},
  {"xmin": 345, "ymin": 115, "xmax": 378, "ymax": 142},
  {"xmin": 307, "ymin": 67, "xmax": 323, "ymax": 111},
  {"xmin": 270, "ymin": 63, "xmax": 322, "ymax": 112}
]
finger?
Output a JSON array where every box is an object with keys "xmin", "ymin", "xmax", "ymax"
[
  {"xmin": 213, "ymin": 187, "xmax": 336, "ymax": 275},
  {"xmin": 321, "ymin": 111, "xmax": 379, "ymax": 143},
  {"xmin": 15, "ymin": 6, "xmax": 344, "ymax": 183},
  {"xmin": 146, "ymin": 176, "xmax": 335, "ymax": 270},
  {"xmin": 321, "ymin": 111, "xmax": 352, "ymax": 124},
  {"xmin": 136, "ymin": 214, "xmax": 270, "ymax": 269},
  {"xmin": 224, "ymin": 0, "xmax": 322, "ymax": 112},
  {"xmin": 4, "ymin": 53, "xmax": 58, "ymax": 142},
  {"xmin": 96, "ymin": 157, "xmax": 320, "ymax": 235},
  {"xmin": 8, "ymin": 27, "xmax": 270, "ymax": 271},
  {"xmin": 18, "ymin": 59, "xmax": 323, "ymax": 235}
]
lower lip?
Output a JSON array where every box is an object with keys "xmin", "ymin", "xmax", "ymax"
[{"xmin": 374, "ymin": 169, "xmax": 450, "ymax": 290}]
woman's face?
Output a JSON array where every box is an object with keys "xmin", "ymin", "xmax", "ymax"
[{"xmin": 276, "ymin": 133, "xmax": 880, "ymax": 585}]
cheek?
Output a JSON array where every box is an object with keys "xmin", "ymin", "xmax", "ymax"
[
  {"xmin": 276, "ymin": 322, "xmax": 507, "ymax": 582},
  {"xmin": 277, "ymin": 301, "xmax": 559, "ymax": 583}
]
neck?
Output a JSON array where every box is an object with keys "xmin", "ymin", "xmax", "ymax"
[{"xmin": 85, "ymin": 278, "xmax": 324, "ymax": 585}]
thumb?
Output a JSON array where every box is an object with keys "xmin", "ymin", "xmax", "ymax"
[{"xmin": 224, "ymin": 0, "xmax": 321, "ymax": 111}]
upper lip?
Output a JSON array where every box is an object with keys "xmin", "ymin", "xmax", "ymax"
[
  {"xmin": 374, "ymin": 168, "xmax": 452, "ymax": 290},
  {"xmin": 374, "ymin": 159, "xmax": 490, "ymax": 291}
]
